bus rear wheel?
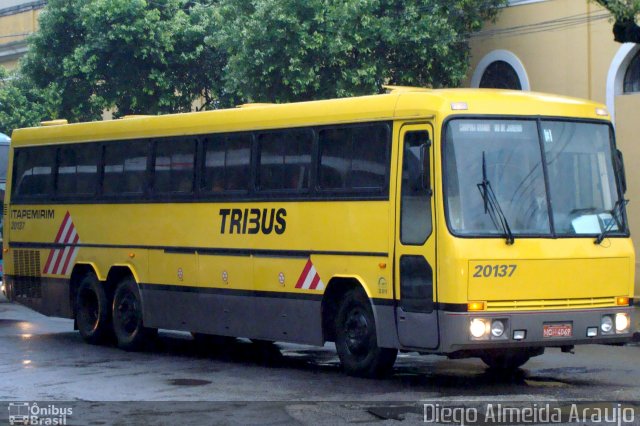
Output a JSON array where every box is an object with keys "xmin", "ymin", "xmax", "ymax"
[
  {"xmin": 481, "ymin": 348, "xmax": 541, "ymax": 370},
  {"xmin": 335, "ymin": 288, "xmax": 397, "ymax": 377},
  {"xmin": 75, "ymin": 272, "xmax": 111, "ymax": 345},
  {"xmin": 112, "ymin": 277, "xmax": 157, "ymax": 350}
]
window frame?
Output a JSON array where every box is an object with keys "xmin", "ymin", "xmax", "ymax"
[
  {"xmin": 11, "ymin": 145, "xmax": 57, "ymax": 201},
  {"xmin": 255, "ymin": 127, "xmax": 315, "ymax": 195},
  {"xmin": 10, "ymin": 120, "xmax": 393, "ymax": 205},
  {"xmin": 150, "ymin": 137, "xmax": 198, "ymax": 200},
  {"xmin": 623, "ymin": 50, "xmax": 640, "ymax": 94},
  {"xmin": 316, "ymin": 122, "xmax": 391, "ymax": 197}
]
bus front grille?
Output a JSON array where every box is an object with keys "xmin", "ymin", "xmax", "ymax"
[{"xmin": 485, "ymin": 297, "xmax": 617, "ymax": 311}]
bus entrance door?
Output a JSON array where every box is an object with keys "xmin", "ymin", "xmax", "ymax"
[{"xmin": 394, "ymin": 124, "xmax": 439, "ymax": 350}]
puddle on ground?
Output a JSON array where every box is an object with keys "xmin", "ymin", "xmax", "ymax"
[{"xmin": 167, "ymin": 378, "xmax": 212, "ymax": 386}]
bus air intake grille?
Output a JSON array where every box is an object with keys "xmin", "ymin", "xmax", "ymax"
[
  {"xmin": 12, "ymin": 250, "xmax": 42, "ymax": 299},
  {"xmin": 2, "ymin": 204, "xmax": 6, "ymax": 216},
  {"xmin": 485, "ymin": 297, "xmax": 617, "ymax": 311}
]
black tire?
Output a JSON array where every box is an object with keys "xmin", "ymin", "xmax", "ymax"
[
  {"xmin": 75, "ymin": 272, "xmax": 112, "ymax": 345},
  {"xmin": 112, "ymin": 277, "xmax": 157, "ymax": 350},
  {"xmin": 481, "ymin": 349, "xmax": 536, "ymax": 370},
  {"xmin": 335, "ymin": 288, "xmax": 397, "ymax": 377}
]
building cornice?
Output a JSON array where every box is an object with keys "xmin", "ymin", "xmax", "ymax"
[
  {"xmin": 0, "ymin": 39, "xmax": 29, "ymax": 63},
  {"xmin": 0, "ymin": 0, "xmax": 46, "ymax": 18}
]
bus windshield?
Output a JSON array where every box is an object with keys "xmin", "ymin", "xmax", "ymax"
[{"xmin": 444, "ymin": 118, "xmax": 625, "ymax": 238}]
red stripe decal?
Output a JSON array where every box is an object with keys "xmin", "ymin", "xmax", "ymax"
[
  {"xmin": 295, "ymin": 259, "xmax": 313, "ymax": 288},
  {"xmin": 43, "ymin": 212, "xmax": 70, "ymax": 273},
  {"xmin": 60, "ymin": 233, "xmax": 80, "ymax": 275},
  {"xmin": 309, "ymin": 274, "xmax": 320, "ymax": 290},
  {"xmin": 51, "ymin": 225, "xmax": 74, "ymax": 274},
  {"xmin": 54, "ymin": 212, "xmax": 71, "ymax": 243},
  {"xmin": 43, "ymin": 249, "xmax": 56, "ymax": 274}
]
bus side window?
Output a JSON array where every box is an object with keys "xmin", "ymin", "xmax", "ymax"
[
  {"xmin": 400, "ymin": 131, "xmax": 432, "ymax": 245},
  {"xmin": 103, "ymin": 141, "xmax": 149, "ymax": 196},
  {"xmin": 153, "ymin": 138, "xmax": 196, "ymax": 195},
  {"xmin": 12, "ymin": 147, "xmax": 56, "ymax": 198},
  {"xmin": 57, "ymin": 143, "xmax": 99, "ymax": 197},
  {"xmin": 257, "ymin": 129, "xmax": 312, "ymax": 192}
]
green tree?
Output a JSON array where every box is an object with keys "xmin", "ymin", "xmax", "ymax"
[
  {"xmin": 594, "ymin": 0, "xmax": 640, "ymax": 43},
  {"xmin": 215, "ymin": 0, "xmax": 507, "ymax": 103},
  {"xmin": 0, "ymin": 67, "xmax": 59, "ymax": 136},
  {"xmin": 22, "ymin": 0, "xmax": 225, "ymax": 120}
]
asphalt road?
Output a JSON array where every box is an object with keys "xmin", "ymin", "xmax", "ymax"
[{"xmin": 1, "ymin": 295, "xmax": 639, "ymax": 425}]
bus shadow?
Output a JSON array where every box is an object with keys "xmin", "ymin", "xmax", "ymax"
[{"xmin": 18, "ymin": 330, "xmax": 600, "ymax": 391}]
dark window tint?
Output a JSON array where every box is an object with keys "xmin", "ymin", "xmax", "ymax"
[
  {"xmin": 202, "ymin": 134, "xmax": 251, "ymax": 193},
  {"xmin": 400, "ymin": 131, "xmax": 432, "ymax": 244},
  {"xmin": 624, "ymin": 50, "xmax": 640, "ymax": 93},
  {"xmin": 57, "ymin": 144, "xmax": 99, "ymax": 196},
  {"xmin": 479, "ymin": 60, "xmax": 522, "ymax": 90},
  {"xmin": 318, "ymin": 124, "xmax": 389, "ymax": 190},
  {"xmin": 13, "ymin": 147, "xmax": 56, "ymax": 197},
  {"xmin": 103, "ymin": 141, "xmax": 149, "ymax": 195},
  {"xmin": 154, "ymin": 139, "xmax": 195, "ymax": 194},
  {"xmin": 400, "ymin": 256, "xmax": 434, "ymax": 313},
  {"xmin": 258, "ymin": 130, "xmax": 312, "ymax": 191}
]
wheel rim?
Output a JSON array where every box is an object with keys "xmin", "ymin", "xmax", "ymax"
[
  {"xmin": 115, "ymin": 290, "xmax": 140, "ymax": 335},
  {"xmin": 79, "ymin": 288, "xmax": 99, "ymax": 331},
  {"xmin": 344, "ymin": 307, "xmax": 371, "ymax": 356}
]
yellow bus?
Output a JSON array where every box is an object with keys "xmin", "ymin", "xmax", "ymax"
[{"xmin": 4, "ymin": 87, "xmax": 635, "ymax": 377}]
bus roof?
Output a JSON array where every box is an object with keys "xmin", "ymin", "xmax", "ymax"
[
  {"xmin": 10, "ymin": 88, "xmax": 609, "ymax": 147},
  {"xmin": 0, "ymin": 133, "xmax": 10, "ymax": 144}
]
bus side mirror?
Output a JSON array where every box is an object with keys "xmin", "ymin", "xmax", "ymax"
[
  {"xmin": 617, "ymin": 149, "xmax": 627, "ymax": 194},
  {"xmin": 419, "ymin": 141, "xmax": 432, "ymax": 195}
]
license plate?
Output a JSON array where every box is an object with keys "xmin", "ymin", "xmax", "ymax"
[{"xmin": 543, "ymin": 323, "xmax": 572, "ymax": 338}]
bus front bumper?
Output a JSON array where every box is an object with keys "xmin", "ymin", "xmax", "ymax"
[{"xmin": 437, "ymin": 307, "xmax": 635, "ymax": 354}]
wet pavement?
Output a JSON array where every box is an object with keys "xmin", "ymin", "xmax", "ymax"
[{"xmin": 1, "ymin": 294, "xmax": 640, "ymax": 424}]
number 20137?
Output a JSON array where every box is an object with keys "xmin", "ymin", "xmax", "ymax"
[{"xmin": 473, "ymin": 264, "xmax": 517, "ymax": 278}]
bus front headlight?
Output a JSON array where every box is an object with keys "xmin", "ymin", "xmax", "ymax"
[
  {"xmin": 470, "ymin": 318, "xmax": 490, "ymax": 339},
  {"xmin": 601, "ymin": 315, "xmax": 614, "ymax": 334},
  {"xmin": 615, "ymin": 313, "xmax": 630, "ymax": 333},
  {"xmin": 491, "ymin": 320, "xmax": 505, "ymax": 338}
]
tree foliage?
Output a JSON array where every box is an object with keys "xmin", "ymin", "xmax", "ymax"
[
  {"xmin": 594, "ymin": 0, "xmax": 640, "ymax": 43},
  {"xmin": 215, "ymin": 0, "xmax": 507, "ymax": 103},
  {"xmin": 0, "ymin": 67, "xmax": 59, "ymax": 135},
  {"xmin": 2, "ymin": 0, "xmax": 507, "ymax": 134}
]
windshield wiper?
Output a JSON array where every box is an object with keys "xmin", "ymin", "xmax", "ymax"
[
  {"xmin": 477, "ymin": 152, "xmax": 515, "ymax": 245},
  {"xmin": 595, "ymin": 198, "xmax": 628, "ymax": 245}
]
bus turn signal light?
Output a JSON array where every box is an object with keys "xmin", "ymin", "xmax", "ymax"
[
  {"xmin": 616, "ymin": 297, "xmax": 630, "ymax": 306},
  {"xmin": 468, "ymin": 301, "xmax": 485, "ymax": 311},
  {"xmin": 128, "ymin": 253, "xmax": 135, "ymax": 259}
]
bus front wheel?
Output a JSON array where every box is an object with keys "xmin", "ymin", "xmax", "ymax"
[
  {"xmin": 335, "ymin": 288, "xmax": 397, "ymax": 377},
  {"xmin": 75, "ymin": 272, "xmax": 112, "ymax": 345},
  {"xmin": 112, "ymin": 278, "xmax": 157, "ymax": 350}
]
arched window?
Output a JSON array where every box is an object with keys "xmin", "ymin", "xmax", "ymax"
[
  {"xmin": 623, "ymin": 50, "xmax": 640, "ymax": 93},
  {"xmin": 479, "ymin": 61, "xmax": 522, "ymax": 90}
]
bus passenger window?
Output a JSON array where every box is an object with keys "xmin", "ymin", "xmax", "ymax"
[
  {"xmin": 319, "ymin": 124, "xmax": 389, "ymax": 192},
  {"xmin": 257, "ymin": 129, "xmax": 312, "ymax": 191},
  {"xmin": 103, "ymin": 141, "xmax": 149, "ymax": 195},
  {"xmin": 153, "ymin": 138, "xmax": 195, "ymax": 195},
  {"xmin": 13, "ymin": 147, "xmax": 56, "ymax": 198},
  {"xmin": 202, "ymin": 134, "xmax": 252, "ymax": 193},
  {"xmin": 57, "ymin": 143, "xmax": 99, "ymax": 197}
]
